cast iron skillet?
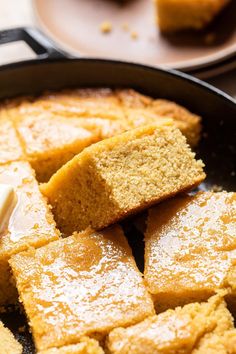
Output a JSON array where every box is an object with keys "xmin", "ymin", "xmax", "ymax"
[{"xmin": 0, "ymin": 28, "xmax": 235, "ymax": 354}]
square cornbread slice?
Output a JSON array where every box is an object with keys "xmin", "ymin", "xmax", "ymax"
[
  {"xmin": 144, "ymin": 191, "xmax": 236, "ymax": 312},
  {"xmin": 0, "ymin": 118, "xmax": 24, "ymax": 165},
  {"xmin": 9, "ymin": 225, "xmax": 154, "ymax": 351},
  {"xmin": 0, "ymin": 320, "xmax": 22, "ymax": 354},
  {"xmin": 38, "ymin": 337, "xmax": 104, "ymax": 354},
  {"xmin": 117, "ymin": 89, "xmax": 202, "ymax": 147},
  {"xmin": 41, "ymin": 123, "xmax": 205, "ymax": 235},
  {"xmin": 13, "ymin": 113, "xmax": 102, "ymax": 183},
  {"xmin": 154, "ymin": 0, "xmax": 230, "ymax": 32},
  {"xmin": 0, "ymin": 161, "xmax": 60, "ymax": 306},
  {"xmin": 107, "ymin": 294, "xmax": 236, "ymax": 354}
]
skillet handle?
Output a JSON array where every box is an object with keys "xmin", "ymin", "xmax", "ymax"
[{"xmin": 0, "ymin": 27, "xmax": 68, "ymax": 60}]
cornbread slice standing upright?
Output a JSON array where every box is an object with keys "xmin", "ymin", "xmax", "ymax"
[
  {"xmin": 9, "ymin": 226, "xmax": 154, "ymax": 351},
  {"xmin": 144, "ymin": 192, "xmax": 236, "ymax": 313},
  {"xmin": 107, "ymin": 294, "xmax": 236, "ymax": 354},
  {"xmin": 41, "ymin": 123, "xmax": 205, "ymax": 235},
  {"xmin": 154, "ymin": 0, "xmax": 230, "ymax": 32},
  {"xmin": 0, "ymin": 320, "xmax": 22, "ymax": 354},
  {"xmin": 38, "ymin": 337, "xmax": 104, "ymax": 354},
  {"xmin": 0, "ymin": 161, "xmax": 60, "ymax": 306}
]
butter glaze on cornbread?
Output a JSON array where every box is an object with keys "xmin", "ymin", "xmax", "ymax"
[
  {"xmin": 107, "ymin": 294, "xmax": 236, "ymax": 354},
  {"xmin": 0, "ymin": 320, "xmax": 22, "ymax": 354},
  {"xmin": 154, "ymin": 0, "xmax": 230, "ymax": 32},
  {"xmin": 41, "ymin": 123, "xmax": 205, "ymax": 234},
  {"xmin": 145, "ymin": 192, "xmax": 236, "ymax": 312},
  {"xmin": 0, "ymin": 161, "xmax": 59, "ymax": 306},
  {"xmin": 38, "ymin": 337, "xmax": 104, "ymax": 354},
  {"xmin": 9, "ymin": 225, "xmax": 154, "ymax": 351}
]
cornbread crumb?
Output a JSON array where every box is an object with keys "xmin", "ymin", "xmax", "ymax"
[
  {"xmin": 131, "ymin": 31, "xmax": 138, "ymax": 40},
  {"xmin": 41, "ymin": 124, "xmax": 205, "ymax": 234},
  {"xmin": 107, "ymin": 295, "xmax": 236, "ymax": 354},
  {"xmin": 0, "ymin": 320, "xmax": 22, "ymax": 354},
  {"xmin": 100, "ymin": 21, "xmax": 112, "ymax": 33}
]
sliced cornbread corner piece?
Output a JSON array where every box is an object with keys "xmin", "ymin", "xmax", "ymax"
[
  {"xmin": 38, "ymin": 337, "xmax": 104, "ymax": 354},
  {"xmin": 9, "ymin": 225, "xmax": 154, "ymax": 351},
  {"xmin": 0, "ymin": 117, "xmax": 24, "ymax": 165},
  {"xmin": 0, "ymin": 320, "xmax": 22, "ymax": 354},
  {"xmin": 155, "ymin": 0, "xmax": 230, "ymax": 32},
  {"xmin": 107, "ymin": 294, "xmax": 236, "ymax": 354},
  {"xmin": 0, "ymin": 161, "xmax": 60, "ymax": 306},
  {"xmin": 144, "ymin": 191, "xmax": 236, "ymax": 313},
  {"xmin": 41, "ymin": 123, "xmax": 205, "ymax": 235},
  {"xmin": 117, "ymin": 89, "xmax": 202, "ymax": 147}
]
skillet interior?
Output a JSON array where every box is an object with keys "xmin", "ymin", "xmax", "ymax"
[{"xmin": 0, "ymin": 59, "xmax": 235, "ymax": 353}]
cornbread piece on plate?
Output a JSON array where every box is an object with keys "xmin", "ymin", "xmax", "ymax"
[
  {"xmin": 0, "ymin": 119, "xmax": 24, "ymax": 164},
  {"xmin": 0, "ymin": 320, "xmax": 22, "ymax": 354},
  {"xmin": 9, "ymin": 225, "xmax": 154, "ymax": 351},
  {"xmin": 38, "ymin": 337, "xmax": 104, "ymax": 354},
  {"xmin": 0, "ymin": 161, "xmax": 59, "ymax": 306},
  {"xmin": 107, "ymin": 294, "xmax": 236, "ymax": 354},
  {"xmin": 41, "ymin": 123, "xmax": 205, "ymax": 235},
  {"xmin": 117, "ymin": 89, "xmax": 202, "ymax": 147},
  {"xmin": 144, "ymin": 192, "xmax": 236, "ymax": 312},
  {"xmin": 154, "ymin": 0, "xmax": 230, "ymax": 32}
]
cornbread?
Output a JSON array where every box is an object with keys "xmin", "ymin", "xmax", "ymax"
[
  {"xmin": 0, "ymin": 161, "xmax": 59, "ymax": 306},
  {"xmin": 0, "ymin": 119, "xmax": 24, "ymax": 164},
  {"xmin": 117, "ymin": 89, "xmax": 201, "ymax": 146},
  {"xmin": 41, "ymin": 123, "xmax": 205, "ymax": 234},
  {"xmin": 9, "ymin": 225, "xmax": 154, "ymax": 351},
  {"xmin": 107, "ymin": 294, "xmax": 236, "ymax": 354},
  {"xmin": 13, "ymin": 113, "xmax": 102, "ymax": 182},
  {"xmin": 144, "ymin": 192, "xmax": 236, "ymax": 312},
  {"xmin": 0, "ymin": 320, "xmax": 22, "ymax": 354},
  {"xmin": 38, "ymin": 337, "xmax": 104, "ymax": 354},
  {"xmin": 154, "ymin": 0, "xmax": 230, "ymax": 32}
]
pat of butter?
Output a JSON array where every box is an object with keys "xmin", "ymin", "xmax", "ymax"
[{"xmin": 0, "ymin": 184, "xmax": 16, "ymax": 234}]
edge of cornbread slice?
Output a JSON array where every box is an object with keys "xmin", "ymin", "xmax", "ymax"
[
  {"xmin": 38, "ymin": 337, "xmax": 104, "ymax": 354},
  {"xmin": 154, "ymin": 0, "xmax": 231, "ymax": 32},
  {"xmin": 41, "ymin": 123, "xmax": 205, "ymax": 234},
  {"xmin": 0, "ymin": 320, "xmax": 22, "ymax": 354}
]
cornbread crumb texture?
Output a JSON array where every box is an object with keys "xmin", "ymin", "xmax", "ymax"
[
  {"xmin": 0, "ymin": 320, "xmax": 22, "ymax": 354},
  {"xmin": 9, "ymin": 225, "xmax": 154, "ymax": 351},
  {"xmin": 38, "ymin": 337, "xmax": 104, "ymax": 354},
  {"xmin": 155, "ymin": 0, "xmax": 230, "ymax": 32},
  {"xmin": 41, "ymin": 124, "xmax": 205, "ymax": 235},
  {"xmin": 107, "ymin": 295, "xmax": 236, "ymax": 354},
  {"xmin": 144, "ymin": 191, "xmax": 236, "ymax": 312},
  {"xmin": 0, "ymin": 161, "xmax": 59, "ymax": 306}
]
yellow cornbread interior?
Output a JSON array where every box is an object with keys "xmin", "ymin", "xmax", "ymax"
[
  {"xmin": 0, "ymin": 118, "xmax": 24, "ymax": 165},
  {"xmin": 0, "ymin": 161, "xmax": 60, "ymax": 306},
  {"xmin": 107, "ymin": 294, "xmax": 236, "ymax": 354},
  {"xmin": 154, "ymin": 0, "xmax": 230, "ymax": 32},
  {"xmin": 9, "ymin": 225, "xmax": 154, "ymax": 351},
  {"xmin": 0, "ymin": 320, "xmax": 22, "ymax": 354},
  {"xmin": 41, "ymin": 123, "xmax": 205, "ymax": 235},
  {"xmin": 145, "ymin": 191, "xmax": 236, "ymax": 312}
]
